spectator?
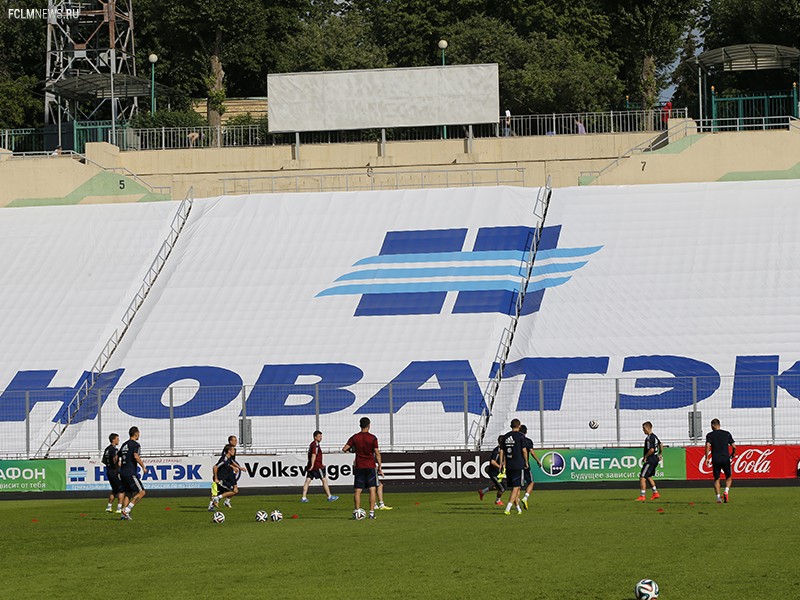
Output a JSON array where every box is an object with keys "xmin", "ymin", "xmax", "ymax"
[
  {"xmin": 187, "ymin": 132, "xmax": 201, "ymax": 147},
  {"xmin": 575, "ymin": 119, "xmax": 587, "ymax": 135},
  {"xmin": 503, "ymin": 110, "xmax": 512, "ymax": 137},
  {"xmin": 661, "ymin": 100, "xmax": 673, "ymax": 129}
]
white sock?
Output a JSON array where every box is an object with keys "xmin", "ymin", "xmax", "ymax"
[
  {"xmin": 724, "ymin": 487, "xmax": 729, "ymax": 494},
  {"xmin": 127, "ymin": 502, "xmax": 135, "ymax": 511},
  {"xmin": 523, "ymin": 493, "xmax": 529, "ymax": 500},
  {"xmin": 506, "ymin": 502, "xmax": 513, "ymax": 511},
  {"xmin": 652, "ymin": 486, "xmax": 657, "ymax": 492},
  {"xmin": 640, "ymin": 490, "xmax": 646, "ymax": 496},
  {"xmin": 107, "ymin": 503, "xmax": 112, "ymax": 509}
]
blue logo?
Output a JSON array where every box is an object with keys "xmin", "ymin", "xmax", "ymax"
[
  {"xmin": 317, "ymin": 225, "xmax": 601, "ymax": 316},
  {"xmin": 68, "ymin": 466, "xmax": 86, "ymax": 482}
]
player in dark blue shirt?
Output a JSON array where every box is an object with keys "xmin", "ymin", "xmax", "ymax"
[
  {"xmin": 102, "ymin": 433, "xmax": 124, "ymax": 514},
  {"xmin": 118, "ymin": 426, "xmax": 146, "ymax": 520},
  {"xmin": 519, "ymin": 425, "xmax": 542, "ymax": 510},
  {"xmin": 499, "ymin": 419, "xmax": 528, "ymax": 515},
  {"xmin": 637, "ymin": 421, "xmax": 662, "ymax": 501},
  {"xmin": 209, "ymin": 444, "xmax": 239, "ymax": 511},
  {"xmin": 478, "ymin": 435, "xmax": 506, "ymax": 505},
  {"xmin": 704, "ymin": 418, "xmax": 736, "ymax": 503},
  {"xmin": 210, "ymin": 435, "xmax": 241, "ymax": 509}
]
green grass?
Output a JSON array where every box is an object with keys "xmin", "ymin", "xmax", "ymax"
[{"xmin": 1, "ymin": 487, "xmax": 796, "ymax": 599}]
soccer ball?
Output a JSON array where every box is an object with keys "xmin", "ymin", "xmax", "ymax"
[
  {"xmin": 255, "ymin": 510, "xmax": 268, "ymax": 522},
  {"xmin": 269, "ymin": 510, "xmax": 283, "ymax": 522},
  {"xmin": 212, "ymin": 511, "xmax": 225, "ymax": 524},
  {"xmin": 589, "ymin": 420, "xmax": 600, "ymax": 429},
  {"xmin": 634, "ymin": 579, "xmax": 659, "ymax": 599},
  {"xmin": 353, "ymin": 508, "xmax": 367, "ymax": 520}
]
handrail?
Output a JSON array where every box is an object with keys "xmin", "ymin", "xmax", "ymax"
[
  {"xmin": 221, "ymin": 166, "xmax": 526, "ymax": 195},
  {"xmin": 35, "ymin": 188, "xmax": 194, "ymax": 458}
]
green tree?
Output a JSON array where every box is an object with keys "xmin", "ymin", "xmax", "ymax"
[
  {"xmin": 605, "ymin": 0, "xmax": 702, "ymax": 109},
  {"xmin": 274, "ymin": 12, "xmax": 388, "ymax": 73},
  {"xmin": 445, "ymin": 15, "xmax": 621, "ymax": 114}
]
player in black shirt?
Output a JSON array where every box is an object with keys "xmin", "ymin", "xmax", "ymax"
[
  {"xmin": 209, "ymin": 444, "xmax": 239, "ymax": 510},
  {"xmin": 499, "ymin": 419, "xmax": 528, "ymax": 515},
  {"xmin": 637, "ymin": 421, "xmax": 662, "ymax": 501},
  {"xmin": 210, "ymin": 435, "xmax": 241, "ymax": 509},
  {"xmin": 102, "ymin": 433, "xmax": 124, "ymax": 513},
  {"xmin": 118, "ymin": 426, "xmax": 146, "ymax": 520},
  {"xmin": 478, "ymin": 435, "xmax": 506, "ymax": 505},
  {"xmin": 519, "ymin": 425, "xmax": 542, "ymax": 510},
  {"xmin": 704, "ymin": 418, "xmax": 736, "ymax": 503}
]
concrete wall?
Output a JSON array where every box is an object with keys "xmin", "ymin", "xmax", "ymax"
[
  {"xmin": 590, "ymin": 122, "xmax": 800, "ymax": 186},
  {"xmin": 6, "ymin": 121, "xmax": 800, "ymax": 206},
  {"xmin": 92, "ymin": 131, "xmax": 652, "ymax": 199}
]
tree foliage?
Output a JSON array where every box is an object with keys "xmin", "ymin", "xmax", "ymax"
[{"xmin": 0, "ymin": 0, "xmax": 709, "ymax": 129}]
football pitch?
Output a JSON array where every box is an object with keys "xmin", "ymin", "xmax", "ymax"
[{"xmin": 2, "ymin": 486, "xmax": 794, "ymax": 599}]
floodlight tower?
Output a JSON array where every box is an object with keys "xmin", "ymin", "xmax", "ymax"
[{"xmin": 44, "ymin": 0, "xmax": 137, "ymax": 124}]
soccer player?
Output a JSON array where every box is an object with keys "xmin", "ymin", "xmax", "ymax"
[
  {"xmin": 705, "ymin": 418, "xmax": 736, "ymax": 503},
  {"xmin": 637, "ymin": 421, "xmax": 662, "ymax": 501},
  {"xmin": 118, "ymin": 426, "xmax": 146, "ymax": 520},
  {"xmin": 519, "ymin": 424, "xmax": 542, "ymax": 510},
  {"xmin": 342, "ymin": 417, "xmax": 382, "ymax": 519},
  {"xmin": 478, "ymin": 435, "xmax": 506, "ymax": 505},
  {"xmin": 301, "ymin": 430, "xmax": 339, "ymax": 503},
  {"xmin": 499, "ymin": 419, "xmax": 528, "ymax": 515},
  {"xmin": 209, "ymin": 444, "xmax": 239, "ymax": 510},
  {"xmin": 102, "ymin": 433, "xmax": 124, "ymax": 513},
  {"xmin": 211, "ymin": 435, "xmax": 241, "ymax": 508}
]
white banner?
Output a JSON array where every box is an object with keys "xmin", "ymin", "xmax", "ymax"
[
  {"xmin": 268, "ymin": 64, "xmax": 499, "ymax": 132},
  {"xmin": 66, "ymin": 456, "xmax": 215, "ymax": 491}
]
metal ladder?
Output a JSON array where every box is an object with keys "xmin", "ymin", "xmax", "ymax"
[
  {"xmin": 35, "ymin": 188, "xmax": 195, "ymax": 458},
  {"xmin": 473, "ymin": 177, "xmax": 553, "ymax": 449}
]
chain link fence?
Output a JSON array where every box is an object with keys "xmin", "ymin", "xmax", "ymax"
[{"xmin": 1, "ymin": 373, "xmax": 798, "ymax": 458}]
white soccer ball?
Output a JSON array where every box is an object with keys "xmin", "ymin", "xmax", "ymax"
[
  {"xmin": 353, "ymin": 508, "xmax": 367, "ymax": 520},
  {"xmin": 269, "ymin": 510, "xmax": 283, "ymax": 522},
  {"xmin": 589, "ymin": 420, "xmax": 600, "ymax": 429},
  {"xmin": 255, "ymin": 510, "xmax": 268, "ymax": 522},
  {"xmin": 212, "ymin": 511, "xmax": 225, "ymax": 524},
  {"xmin": 634, "ymin": 579, "xmax": 659, "ymax": 600}
]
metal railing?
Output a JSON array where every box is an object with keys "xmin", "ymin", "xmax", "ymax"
[
  {"xmin": 221, "ymin": 166, "xmax": 526, "ymax": 195},
  {"xmin": 101, "ymin": 109, "xmax": 689, "ymax": 152},
  {"xmin": 0, "ymin": 128, "xmax": 45, "ymax": 153},
  {"xmin": 3, "ymin": 373, "xmax": 799, "ymax": 458},
  {"xmin": 35, "ymin": 188, "xmax": 195, "ymax": 458}
]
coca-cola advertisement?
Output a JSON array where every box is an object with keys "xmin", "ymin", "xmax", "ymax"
[{"xmin": 685, "ymin": 446, "xmax": 800, "ymax": 480}]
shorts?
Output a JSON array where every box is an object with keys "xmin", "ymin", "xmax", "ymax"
[
  {"xmin": 354, "ymin": 468, "xmax": 378, "ymax": 490},
  {"xmin": 639, "ymin": 460, "xmax": 658, "ymax": 479},
  {"xmin": 712, "ymin": 459, "xmax": 732, "ymax": 479},
  {"xmin": 120, "ymin": 473, "xmax": 144, "ymax": 496},
  {"xmin": 506, "ymin": 469, "xmax": 523, "ymax": 489},
  {"xmin": 218, "ymin": 475, "xmax": 237, "ymax": 492},
  {"xmin": 521, "ymin": 468, "xmax": 533, "ymax": 487},
  {"xmin": 306, "ymin": 467, "xmax": 326, "ymax": 480},
  {"xmin": 107, "ymin": 470, "xmax": 123, "ymax": 495},
  {"xmin": 489, "ymin": 474, "xmax": 506, "ymax": 493}
]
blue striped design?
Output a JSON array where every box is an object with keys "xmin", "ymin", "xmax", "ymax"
[
  {"xmin": 316, "ymin": 276, "xmax": 572, "ymax": 297},
  {"xmin": 334, "ymin": 261, "xmax": 589, "ymax": 282},
  {"xmin": 352, "ymin": 245, "xmax": 602, "ymax": 266}
]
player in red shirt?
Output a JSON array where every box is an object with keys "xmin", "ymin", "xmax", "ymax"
[
  {"xmin": 342, "ymin": 417, "xmax": 382, "ymax": 519},
  {"xmin": 300, "ymin": 430, "xmax": 339, "ymax": 503}
]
